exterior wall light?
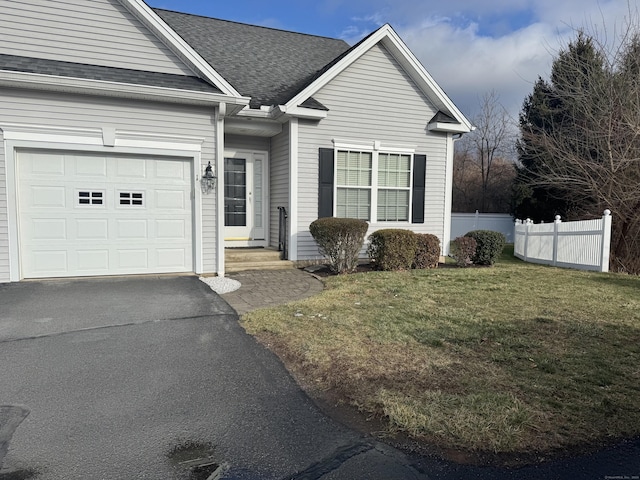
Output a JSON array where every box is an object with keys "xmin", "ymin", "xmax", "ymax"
[{"xmin": 200, "ymin": 161, "xmax": 216, "ymax": 195}]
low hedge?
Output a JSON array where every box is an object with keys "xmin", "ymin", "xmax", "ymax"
[
  {"xmin": 413, "ymin": 233, "xmax": 441, "ymax": 269},
  {"xmin": 309, "ymin": 217, "xmax": 368, "ymax": 273},
  {"xmin": 464, "ymin": 230, "xmax": 506, "ymax": 265},
  {"xmin": 368, "ymin": 229, "xmax": 417, "ymax": 271},
  {"xmin": 451, "ymin": 236, "xmax": 477, "ymax": 267}
]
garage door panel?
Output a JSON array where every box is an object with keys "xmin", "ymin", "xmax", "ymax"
[
  {"xmin": 31, "ymin": 186, "xmax": 66, "ymax": 208},
  {"xmin": 116, "ymin": 158, "xmax": 146, "ymax": 178},
  {"xmin": 73, "ymin": 155, "xmax": 108, "ymax": 177},
  {"xmin": 26, "ymin": 152, "xmax": 65, "ymax": 175},
  {"xmin": 18, "ymin": 150, "xmax": 193, "ymax": 279},
  {"xmin": 77, "ymin": 250, "xmax": 109, "ymax": 271},
  {"xmin": 155, "ymin": 189, "xmax": 186, "ymax": 209},
  {"xmin": 32, "ymin": 219, "xmax": 67, "ymax": 240},
  {"xmin": 156, "ymin": 219, "xmax": 186, "ymax": 239},
  {"xmin": 116, "ymin": 219, "xmax": 148, "ymax": 239},
  {"xmin": 157, "ymin": 248, "xmax": 186, "ymax": 268},
  {"xmin": 31, "ymin": 250, "xmax": 68, "ymax": 273},
  {"xmin": 117, "ymin": 249, "xmax": 149, "ymax": 269},
  {"xmin": 76, "ymin": 219, "xmax": 109, "ymax": 239},
  {"xmin": 156, "ymin": 160, "xmax": 187, "ymax": 180}
]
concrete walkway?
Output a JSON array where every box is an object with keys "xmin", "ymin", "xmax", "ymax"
[{"xmin": 222, "ymin": 268, "xmax": 324, "ymax": 315}]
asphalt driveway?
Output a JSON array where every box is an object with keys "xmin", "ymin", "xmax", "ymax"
[
  {"xmin": 0, "ymin": 276, "xmax": 426, "ymax": 479},
  {"xmin": 1, "ymin": 275, "xmax": 639, "ymax": 480}
]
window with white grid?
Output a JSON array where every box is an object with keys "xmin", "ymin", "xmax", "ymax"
[{"xmin": 335, "ymin": 149, "xmax": 412, "ymax": 222}]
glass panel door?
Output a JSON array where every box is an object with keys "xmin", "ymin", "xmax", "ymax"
[
  {"xmin": 224, "ymin": 158, "xmax": 247, "ymax": 227},
  {"xmin": 224, "ymin": 151, "xmax": 267, "ymax": 246}
]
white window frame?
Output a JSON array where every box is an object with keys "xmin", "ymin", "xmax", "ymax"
[{"xmin": 333, "ymin": 140, "xmax": 416, "ymax": 223}]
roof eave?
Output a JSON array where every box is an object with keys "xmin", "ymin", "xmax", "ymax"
[
  {"xmin": 427, "ymin": 122, "xmax": 471, "ymax": 133},
  {"xmin": 0, "ymin": 70, "xmax": 250, "ymax": 111},
  {"xmin": 270, "ymin": 105, "xmax": 328, "ymax": 121}
]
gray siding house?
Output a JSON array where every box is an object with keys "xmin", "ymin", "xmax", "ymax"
[{"xmin": 0, "ymin": 0, "xmax": 472, "ymax": 282}]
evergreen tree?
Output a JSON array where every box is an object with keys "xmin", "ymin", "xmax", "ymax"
[{"xmin": 513, "ymin": 28, "xmax": 640, "ymax": 273}]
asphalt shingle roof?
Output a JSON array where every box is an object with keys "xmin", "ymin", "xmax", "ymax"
[
  {"xmin": 154, "ymin": 9, "xmax": 351, "ymax": 108},
  {"xmin": 0, "ymin": 53, "xmax": 221, "ymax": 94}
]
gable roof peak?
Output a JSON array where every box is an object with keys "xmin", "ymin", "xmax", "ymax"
[{"xmin": 286, "ymin": 21, "xmax": 472, "ymax": 132}]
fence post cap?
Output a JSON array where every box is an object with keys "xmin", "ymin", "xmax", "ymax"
[
  {"xmin": 603, "ymin": 209, "xmax": 611, "ymax": 216},
  {"xmin": 555, "ymin": 215, "xmax": 562, "ymax": 222}
]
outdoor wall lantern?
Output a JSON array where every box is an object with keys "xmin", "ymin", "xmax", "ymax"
[{"xmin": 200, "ymin": 161, "xmax": 216, "ymax": 195}]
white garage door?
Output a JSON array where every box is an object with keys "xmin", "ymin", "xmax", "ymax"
[{"xmin": 18, "ymin": 150, "xmax": 193, "ymax": 279}]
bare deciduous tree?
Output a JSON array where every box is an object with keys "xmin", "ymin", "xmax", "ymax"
[
  {"xmin": 517, "ymin": 23, "xmax": 640, "ymax": 273},
  {"xmin": 453, "ymin": 91, "xmax": 516, "ymax": 213}
]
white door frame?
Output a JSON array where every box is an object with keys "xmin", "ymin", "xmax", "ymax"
[
  {"xmin": 2, "ymin": 124, "xmax": 205, "ymax": 282},
  {"xmin": 223, "ymin": 148, "xmax": 269, "ymax": 248}
]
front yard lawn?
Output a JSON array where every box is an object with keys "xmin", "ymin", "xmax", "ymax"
[{"xmin": 241, "ymin": 248, "xmax": 640, "ymax": 461}]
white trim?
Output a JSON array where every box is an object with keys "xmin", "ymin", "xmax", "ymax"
[
  {"xmin": 288, "ymin": 118, "xmax": 299, "ymax": 261},
  {"xmin": 443, "ymin": 134, "xmax": 455, "ymax": 255},
  {"xmin": 216, "ymin": 104, "xmax": 226, "ymax": 276},
  {"xmin": 0, "ymin": 70, "xmax": 249, "ymax": 110},
  {"xmin": 271, "ymin": 105, "xmax": 328, "ymax": 121},
  {"xmin": 222, "ymin": 148, "xmax": 270, "ymax": 248},
  {"xmin": 120, "ymin": 0, "xmax": 244, "ymax": 99},
  {"xmin": 3, "ymin": 126, "xmax": 204, "ymax": 282},
  {"xmin": 332, "ymin": 138, "xmax": 416, "ymax": 154},
  {"xmin": 1, "ymin": 123, "xmax": 205, "ymax": 151},
  {"xmin": 286, "ymin": 24, "xmax": 472, "ymax": 132},
  {"xmin": 428, "ymin": 122, "xmax": 472, "ymax": 134}
]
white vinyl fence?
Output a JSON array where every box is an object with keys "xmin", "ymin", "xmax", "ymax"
[
  {"xmin": 514, "ymin": 210, "xmax": 612, "ymax": 272},
  {"xmin": 451, "ymin": 211, "xmax": 514, "ymax": 243}
]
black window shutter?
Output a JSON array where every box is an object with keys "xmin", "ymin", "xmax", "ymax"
[
  {"xmin": 412, "ymin": 154, "xmax": 426, "ymax": 224},
  {"xmin": 318, "ymin": 148, "xmax": 334, "ymax": 218}
]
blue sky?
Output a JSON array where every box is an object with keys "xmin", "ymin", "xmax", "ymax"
[{"xmin": 147, "ymin": 0, "xmax": 634, "ymax": 122}]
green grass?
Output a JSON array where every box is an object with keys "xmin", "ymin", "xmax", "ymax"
[{"xmin": 241, "ymin": 247, "xmax": 640, "ymax": 456}]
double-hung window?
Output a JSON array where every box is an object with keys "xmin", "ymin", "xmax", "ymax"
[
  {"xmin": 336, "ymin": 150, "xmax": 372, "ymax": 220},
  {"xmin": 335, "ymin": 147, "xmax": 413, "ymax": 222},
  {"xmin": 377, "ymin": 153, "xmax": 411, "ymax": 222}
]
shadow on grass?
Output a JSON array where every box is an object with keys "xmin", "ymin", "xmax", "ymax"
[{"xmin": 584, "ymin": 272, "xmax": 640, "ymax": 292}]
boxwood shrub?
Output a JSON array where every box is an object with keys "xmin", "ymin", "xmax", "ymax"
[
  {"xmin": 464, "ymin": 230, "xmax": 506, "ymax": 265},
  {"xmin": 413, "ymin": 233, "xmax": 441, "ymax": 269},
  {"xmin": 450, "ymin": 236, "xmax": 477, "ymax": 267},
  {"xmin": 309, "ymin": 217, "xmax": 368, "ymax": 273},
  {"xmin": 368, "ymin": 229, "xmax": 417, "ymax": 271}
]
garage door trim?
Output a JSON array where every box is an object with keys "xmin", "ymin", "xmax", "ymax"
[{"xmin": 4, "ymin": 125, "xmax": 206, "ymax": 281}]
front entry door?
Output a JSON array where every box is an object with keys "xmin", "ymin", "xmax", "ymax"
[{"xmin": 224, "ymin": 151, "xmax": 267, "ymax": 246}]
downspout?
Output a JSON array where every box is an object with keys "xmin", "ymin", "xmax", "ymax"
[{"xmin": 216, "ymin": 102, "xmax": 226, "ymax": 276}]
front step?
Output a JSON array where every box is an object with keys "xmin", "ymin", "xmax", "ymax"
[{"xmin": 225, "ymin": 247, "xmax": 294, "ymax": 272}]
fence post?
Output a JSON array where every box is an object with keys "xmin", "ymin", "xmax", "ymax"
[
  {"xmin": 600, "ymin": 209, "xmax": 612, "ymax": 272},
  {"xmin": 524, "ymin": 218, "xmax": 531, "ymax": 262},
  {"xmin": 474, "ymin": 210, "xmax": 479, "ymax": 230},
  {"xmin": 552, "ymin": 215, "xmax": 561, "ymax": 267}
]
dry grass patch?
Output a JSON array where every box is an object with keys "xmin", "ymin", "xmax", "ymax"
[{"xmin": 241, "ymin": 248, "xmax": 640, "ymax": 457}]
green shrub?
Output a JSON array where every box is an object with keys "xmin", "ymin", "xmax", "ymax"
[
  {"xmin": 368, "ymin": 229, "xmax": 417, "ymax": 271},
  {"xmin": 413, "ymin": 233, "xmax": 441, "ymax": 269},
  {"xmin": 450, "ymin": 236, "xmax": 477, "ymax": 267},
  {"xmin": 309, "ymin": 217, "xmax": 368, "ymax": 273},
  {"xmin": 464, "ymin": 230, "xmax": 506, "ymax": 265}
]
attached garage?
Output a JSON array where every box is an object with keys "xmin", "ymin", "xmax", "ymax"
[{"xmin": 16, "ymin": 150, "xmax": 194, "ymax": 279}]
